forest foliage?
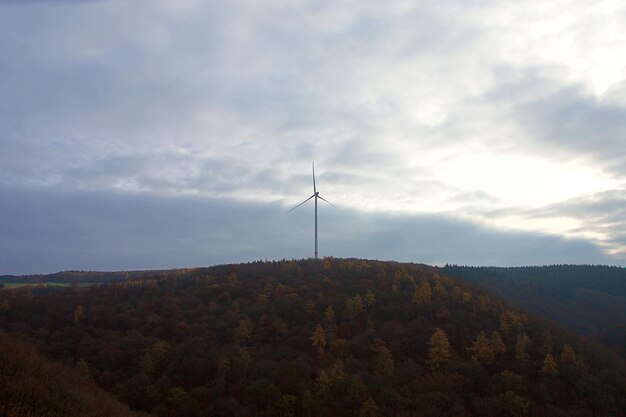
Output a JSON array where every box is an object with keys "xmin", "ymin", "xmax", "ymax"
[
  {"xmin": 0, "ymin": 329, "xmax": 146, "ymax": 417},
  {"xmin": 1, "ymin": 259, "xmax": 625, "ymax": 417},
  {"xmin": 441, "ymin": 264, "xmax": 626, "ymax": 358}
]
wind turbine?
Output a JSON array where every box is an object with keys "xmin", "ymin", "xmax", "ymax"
[{"xmin": 288, "ymin": 162, "xmax": 336, "ymax": 259}]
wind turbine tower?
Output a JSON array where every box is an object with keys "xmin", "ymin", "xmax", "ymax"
[{"xmin": 288, "ymin": 162, "xmax": 335, "ymax": 259}]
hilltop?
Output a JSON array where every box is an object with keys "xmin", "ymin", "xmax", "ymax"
[{"xmin": 1, "ymin": 258, "xmax": 625, "ymax": 417}]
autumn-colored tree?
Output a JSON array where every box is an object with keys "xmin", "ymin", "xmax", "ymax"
[
  {"xmin": 216, "ymin": 353, "xmax": 230, "ymax": 379},
  {"xmin": 315, "ymin": 369, "xmax": 331, "ymax": 398},
  {"xmin": 277, "ymin": 394, "xmax": 296, "ymax": 417},
  {"xmin": 539, "ymin": 354, "xmax": 558, "ymax": 376},
  {"xmin": 74, "ymin": 305, "xmax": 84, "ymax": 323},
  {"xmin": 452, "ymin": 285, "xmax": 463, "ymax": 301},
  {"xmin": 376, "ymin": 268, "xmax": 387, "ymax": 283},
  {"xmin": 469, "ymin": 332, "xmax": 495, "ymax": 364},
  {"xmin": 427, "ymin": 328, "xmax": 453, "ymax": 370},
  {"xmin": 432, "ymin": 277, "xmax": 446, "ymax": 298},
  {"xmin": 322, "ymin": 259, "xmax": 332, "ymax": 270},
  {"xmin": 311, "ymin": 324, "xmax": 327, "ymax": 356},
  {"xmin": 273, "ymin": 319, "xmax": 288, "ymax": 335},
  {"xmin": 374, "ymin": 344, "xmax": 394, "ymax": 377},
  {"xmin": 227, "ymin": 272, "xmax": 238, "ymax": 286},
  {"xmin": 330, "ymin": 338, "xmax": 350, "ymax": 358},
  {"xmin": 353, "ymin": 293, "xmax": 364, "ymax": 316},
  {"xmin": 421, "ymin": 281, "xmax": 432, "ymax": 303},
  {"xmin": 234, "ymin": 318, "xmax": 253, "ymax": 345},
  {"xmin": 412, "ymin": 281, "xmax": 432, "ymax": 306},
  {"xmin": 169, "ymin": 386, "xmax": 187, "ymax": 406},
  {"xmin": 500, "ymin": 311, "xmax": 528, "ymax": 335},
  {"xmin": 462, "ymin": 291, "xmax": 473, "ymax": 304},
  {"xmin": 152, "ymin": 340, "xmax": 168, "ymax": 364},
  {"xmin": 327, "ymin": 359, "xmax": 347, "ymax": 382},
  {"xmin": 76, "ymin": 357, "xmax": 89, "ymax": 376},
  {"xmin": 325, "ymin": 305, "xmax": 335, "ymax": 321},
  {"xmin": 476, "ymin": 295, "xmax": 490, "ymax": 313},
  {"xmin": 391, "ymin": 283, "xmax": 399, "ymax": 297},
  {"xmin": 560, "ymin": 344, "xmax": 577, "ymax": 366},
  {"xmin": 359, "ymin": 397, "xmax": 380, "ymax": 417},
  {"xmin": 140, "ymin": 352, "xmax": 155, "ymax": 377}
]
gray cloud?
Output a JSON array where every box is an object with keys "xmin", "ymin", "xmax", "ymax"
[
  {"xmin": 486, "ymin": 71, "xmax": 626, "ymax": 175},
  {"xmin": 1, "ymin": 186, "xmax": 621, "ymax": 275},
  {"xmin": 519, "ymin": 189, "xmax": 626, "ymax": 253},
  {"xmin": 1, "ymin": 0, "xmax": 625, "ymax": 268},
  {"xmin": 0, "ymin": 1, "xmax": 103, "ymax": 3}
]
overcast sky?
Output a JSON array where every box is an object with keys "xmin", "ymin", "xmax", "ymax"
[{"xmin": 1, "ymin": 0, "xmax": 625, "ymax": 274}]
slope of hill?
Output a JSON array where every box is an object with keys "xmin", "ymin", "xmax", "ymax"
[
  {"xmin": 441, "ymin": 265, "xmax": 626, "ymax": 357},
  {"xmin": 1, "ymin": 259, "xmax": 625, "ymax": 417},
  {"xmin": 0, "ymin": 330, "xmax": 149, "ymax": 417}
]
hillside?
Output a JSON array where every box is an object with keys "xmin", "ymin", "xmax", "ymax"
[
  {"xmin": 1, "ymin": 259, "xmax": 625, "ymax": 417},
  {"xmin": 0, "ymin": 330, "xmax": 148, "ymax": 417},
  {"xmin": 441, "ymin": 265, "xmax": 626, "ymax": 357}
]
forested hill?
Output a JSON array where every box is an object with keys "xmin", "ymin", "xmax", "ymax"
[
  {"xmin": 441, "ymin": 265, "xmax": 626, "ymax": 358},
  {"xmin": 1, "ymin": 258, "xmax": 625, "ymax": 417},
  {"xmin": 440, "ymin": 265, "xmax": 626, "ymax": 295}
]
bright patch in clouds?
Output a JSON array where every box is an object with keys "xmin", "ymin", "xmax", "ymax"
[
  {"xmin": 436, "ymin": 152, "xmax": 618, "ymax": 207},
  {"xmin": 478, "ymin": 0, "xmax": 626, "ymax": 96}
]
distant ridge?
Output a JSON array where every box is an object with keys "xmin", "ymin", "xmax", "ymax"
[
  {"xmin": 0, "ymin": 268, "xmax": 190, "ymax": 284},
  {"xmin": 442, "ymin": 264, "xmax": 626, "ymax": 358}
]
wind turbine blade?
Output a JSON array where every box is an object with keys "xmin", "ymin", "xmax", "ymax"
[
  {"xmin": 287, "ymin": 194, "xmax": 315, "ymax": 212},
  {"xmin": 317, "ymin": 194, "xmax": 337, "ymax": 208},
  {"xmin": 312, "ymin": 161, "xmax": 317, "ymax": 193}
]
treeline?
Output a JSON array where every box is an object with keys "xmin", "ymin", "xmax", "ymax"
[
  {"xmin": 1, "ymin": 258, "xmax": 625, "ymax": 417},
  {"xmin": 0, "ymin": 269, "xmax": 185, "ymax": 284},
  {"xmin": 441, "ymin": 264, "xmax": 626, "ymax": 295}
]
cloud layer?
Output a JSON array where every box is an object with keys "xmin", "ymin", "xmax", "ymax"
[
  {"xmin": 1, "ymin": 186, "xmax": 618, "ymax": 275},
  {"xmin": 1, "ymin": 0, "xmax": 625, "ymax": 272}
]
